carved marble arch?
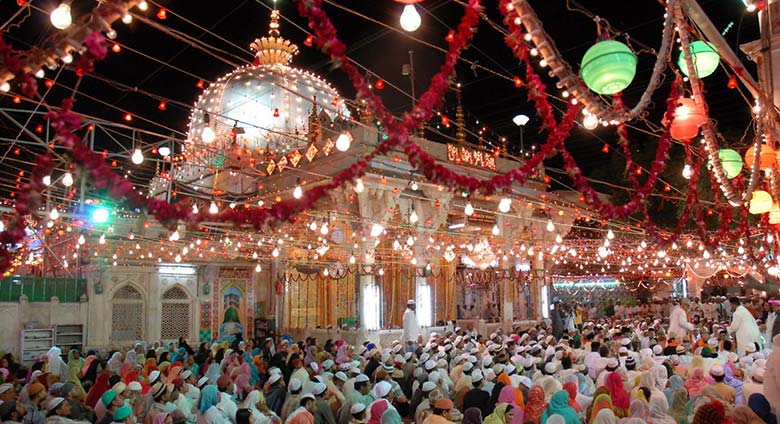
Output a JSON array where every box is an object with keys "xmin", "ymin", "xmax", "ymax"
[
  {"xmin": 161, "ymin": 285, "xmax": 192, "ymax": 341},
  {"xmin": 110, "ymin": 283, "xmax": 145, "ymax": 343},
  {"xmin": 162, "ymin": 285, "xmax": 190, "ymax": 301}
]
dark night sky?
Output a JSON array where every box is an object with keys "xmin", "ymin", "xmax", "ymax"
[{"xmin": 0, "ymin": 0, "xmax": 762, "ymax": 196}]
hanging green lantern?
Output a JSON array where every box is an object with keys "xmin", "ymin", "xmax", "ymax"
[
  {"xmin": 580, "ymin": 40, "xmax": 638, "ymax": 95},
  {"xmin": 678, "ymin": 41, "xmax": 720, "ymax": 78},
  {"xmin": 717, "ymin": 148, "xmax": 743, "ymax": 179}
]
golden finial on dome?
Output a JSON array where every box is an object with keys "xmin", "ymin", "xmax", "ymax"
[{"xmin": 250, "ymin": 8, "xmax": 299, "ymax": 66}]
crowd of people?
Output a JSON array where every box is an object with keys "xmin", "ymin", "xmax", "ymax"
[{"xmin": 0, "ymin": 297, "xmax": 778, "ymax": 424}]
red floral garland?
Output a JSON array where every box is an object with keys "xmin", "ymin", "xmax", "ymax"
[{"xmin": 0, "ymin": 0, "xmax": 481, "ymax": 273}]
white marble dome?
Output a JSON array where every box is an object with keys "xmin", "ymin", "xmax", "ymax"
[
  {"xmin": 164, "ymin": 9, "xmax": 350, "ymax": 198},
  {"xmin": 187, "ymin": 63, "xmax": 347, "ymax": 153}
]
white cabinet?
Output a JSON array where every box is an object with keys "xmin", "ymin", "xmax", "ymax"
[
  {"xmin": 55, "ymin": 325, "xmax": 84, "ymax": 351},
  {"xmin": 21, "ymin": 328, "xmax": 53, "ymax": 365}
]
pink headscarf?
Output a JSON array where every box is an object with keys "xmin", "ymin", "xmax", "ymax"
[
  {"xmin": 152, "ymin": 412, "xmax": 169, "ymax": 424},
  {"xmin": 498, "ymin": 385, "xmax": 524, "ymax": 424},
  {"xmin": 82, "ymin": 355, "xmax": 97, "ymax": 377},
  {"xmin": 684, "ymin": 368, "xmax": 708, "ymax": 397},
  {"xmin": 336, "ymin": 345, "xmax": 350, "ymax": 364},
  {"xmin": 367, "ymin": 400, "xmax": 390, "ymax": 424}
]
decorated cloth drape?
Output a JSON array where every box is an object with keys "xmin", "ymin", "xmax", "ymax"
[
  {"xmin": 684, "ymin": 264, "xmax": 756, "ymax": 296},
  {"xmin": 285, "ymin": 269, "xmax": 356, "ymax": 328}
]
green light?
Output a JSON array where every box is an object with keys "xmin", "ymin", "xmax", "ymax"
[
  {"xmin": 92, "ymin": 208, "xmax": 110, "ymax": 223},
  {"xmin": 580, "ymin": 40, "xmax": 637, "ymax": 95},
  {"xmin": 679, "ymin": 41, "xmax": 719, "ymax": 78},
  {"xmin": 716, "ymin": 148, "xmax": 743, "ymax": 179}
]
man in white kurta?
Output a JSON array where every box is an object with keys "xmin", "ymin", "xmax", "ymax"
[
  {"xmin": 669, "ymin": 298, "xmax": 695, "ymax": 343},
  {"xmin": 727, "ymin": 297, "xmax": 763, "ymax": 356},
  {"xmin": 402, "ymin": 299, "xmax": 421, "ymax": 353}
]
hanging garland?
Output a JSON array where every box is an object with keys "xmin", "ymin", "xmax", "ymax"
[
  {"xmin": 0, "ymin": 0, "xmax": 481, "ymax": 274},
  {"xmin": 558, "ymin": 81, "xmax": 680, "ymax": 219},
  {"xmin": 504, "ymin": 0, "xmax": 677, "ymax": 124}
]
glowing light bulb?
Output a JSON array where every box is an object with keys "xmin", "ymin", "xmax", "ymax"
[
  {"xmin": 335, "ymin": 131, "xmax": 352, "ymax": 152},
  {"xmin": 703, "ymin": 250, "xmax": 711, "ymax": 259},
  {"xmin": 169, "ymin": 230, "xmax": 179, "ymax": 241},
  {"xmin": 42, "ymin": 175, "xmax": 51, "ymax": 186},
  {"xmin": 131, "ymin": 148, "xmax": 144, "ymax": 164},
  {"xmin": 598, "ymin": 246, "xmax": 609, "ymax": 258},
  {"xmin": 35, "ymin": 69, "xmax": 45, "ymax": 79},
  {"xmin": 354, "ymin": 178, "xmax": 365, "ymax": 193},
  {"xmin": 62, "ymin": 172, "xmax": 73, "ymax": 187},
  {"xmin": 272, "ymin": 247, "xmax": 280, "ymax": 257},
  {"xmin": 498, "ymin": 197, "xmax": 512, "ymax": 213},
  {"xmin": 201, "ymin": 127, "xmax": 216, "ymax": 143},
  {"xmin": 50, "ymin": 3, "xmax": 72, "ymax": 30},
  {"xmin": 607, "ymin": 229, "xmax": 615, "ymax": 240},
  {"xmin": 309, "ymin": 221, "xmax": 318, "ymax": 231},
  {"xmin": 320, "ymin": 222, "xmax": 329, "ymax": 235},
  {"xmin": 62, "ymin": 53, "xmax": 73, "ymax": 64},
  {"xmin": 209, "ymin": 201, "xmax": 219, "ymax": 215},
  {"xmin": 464, "ymin": 202, "xmax": 474, "ymax": 216},
  {"xmin": 411, "ymin": 182, "xmax": 419, "ymax": 191},
  {"xmin": 121, "ymin": 13, "xmax": 133, "ymax": 24},
  {"xmin": 400, "ymin": 4, "xmax": 421, "ymax": 32},
  {"xmin": 293, "ymin": 184, "xmax": 303, "ymax": 199},
  {"xmin": 0, "ymin": 82, "xmax": 9, "ymax": 92},
  {"xmin": 583, "ymin": 113, "xmax": 599, "ymax": 130},
  {"xmin": 174, "ymin": 254, "xmax": 182, "ymax": 263},
  {"xmin": 492, "ymin": 224, "xmax": 500, "ymax": 236},
  {"xmin": 409, "ymin": 209, "xmax": 419, "ymax": 224},
  {"xmin": 138, "ymin": 0, "xmax": 149, "ymax": 11},
  {"xmin": 349, "ymin": 255, "xmax": 356, "ymax": 264},
  {"xmin": 546, "ymin": 219, "xmax": 555, "ymax": 232},
  {"xmin": 255, "ymin": 264, "xmax": 262, "ymax": 272},
  {"xmin": 192, "ymin": 204, "xmax": 199, "ymax": 214},
  {"xmin": 370, "ymin": 223, "xmax": 384, "ymax": 237},
  {"xmin": 682, "ymin": 164, "xmax": 692, "ymax": 179},
  {"xmin": 49, "ymin": 208, "xmax": 60, "ymax": 220},
  {"xmin": 77, "ymin": 234, "xmax": 85, "ymax": 245},
  {"xmin": 158, "ymin": 146, "xmax": 171, "ymax": 156},
  {"xmin": 555, "ymin": 234, "xmax": 563, "ymax": 244},
  {"xmin": 99, "ymin": 234, "xmax": 106, "ymax": 245}
]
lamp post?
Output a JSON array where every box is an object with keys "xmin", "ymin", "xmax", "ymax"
[{"xmin": 513, "ymin": 114, "xmax": 530, "ymax": 154}]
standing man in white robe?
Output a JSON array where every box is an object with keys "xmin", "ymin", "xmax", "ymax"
[
  {"xmin": 669, "ymin": 298, "xmax": 695, "ymax": 343},
  {"xmin": 727, "ymin": 296, "xmax": 763, "ymax": 356},
  {"xmin": 403, "ymin": 299, "xmax": 421, "ymax": 353}
]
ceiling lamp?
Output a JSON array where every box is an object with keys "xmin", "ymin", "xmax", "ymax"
[
  {"xmin": 716, "ymin": 149, "xmax": 743, "ymax": 179},
  {"xmin": 580, "ymin": 40, "xmax": 637, "ymax": 95},
  {"xmin": 399, "ymin": 4, "xmax": 422, "ymax": 32},
  {"xmin": 744, "ymin": 144, "xmax": 776, "ymax": 171},
  {"xmin": 749, "ymin": 190, "xmax": 773, "ymax": 214},
  {"xmin": 50, "ymin": 2, "xmax": 72, "ymax": 30},
  {"xmin": 335, "ymin": 131, "xmax": 352, "ymax": 152},
  {"xmin": 582, "ymin": 112, "xmax": 599, "ymax": 130},
  {"xmin": 679, "ymin": 41, "xmax": 720, "ymax": 78},
  {"xmin": 131, "ymin": 148, "xmax": 144, "ymax": 164},
  {"xmin": 670, "ymin": 98, "xmax": 707, "ymax": 141}
]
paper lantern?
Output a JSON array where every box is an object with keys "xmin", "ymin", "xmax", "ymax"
[
  {"xmin": 749, "ymin": 190, "xmax": 773, "ymax": 214},
  {"xmin": 580, "ymin": 40, "xmax": 638, "ymax": 95},
  {"xmin": 744, "ymin": 144, "xmax": 777, "ymax": 171},
  {"xmin": 679, "ymin": 41, "xmax": 720, "ymax": 78},
  {"xmin": 670, "ymin": 98, "xmax": 707, "ymax": 140},
  {"xmin": 717, "ymin": 149, "xmax": 743, "ymax": 179}
]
